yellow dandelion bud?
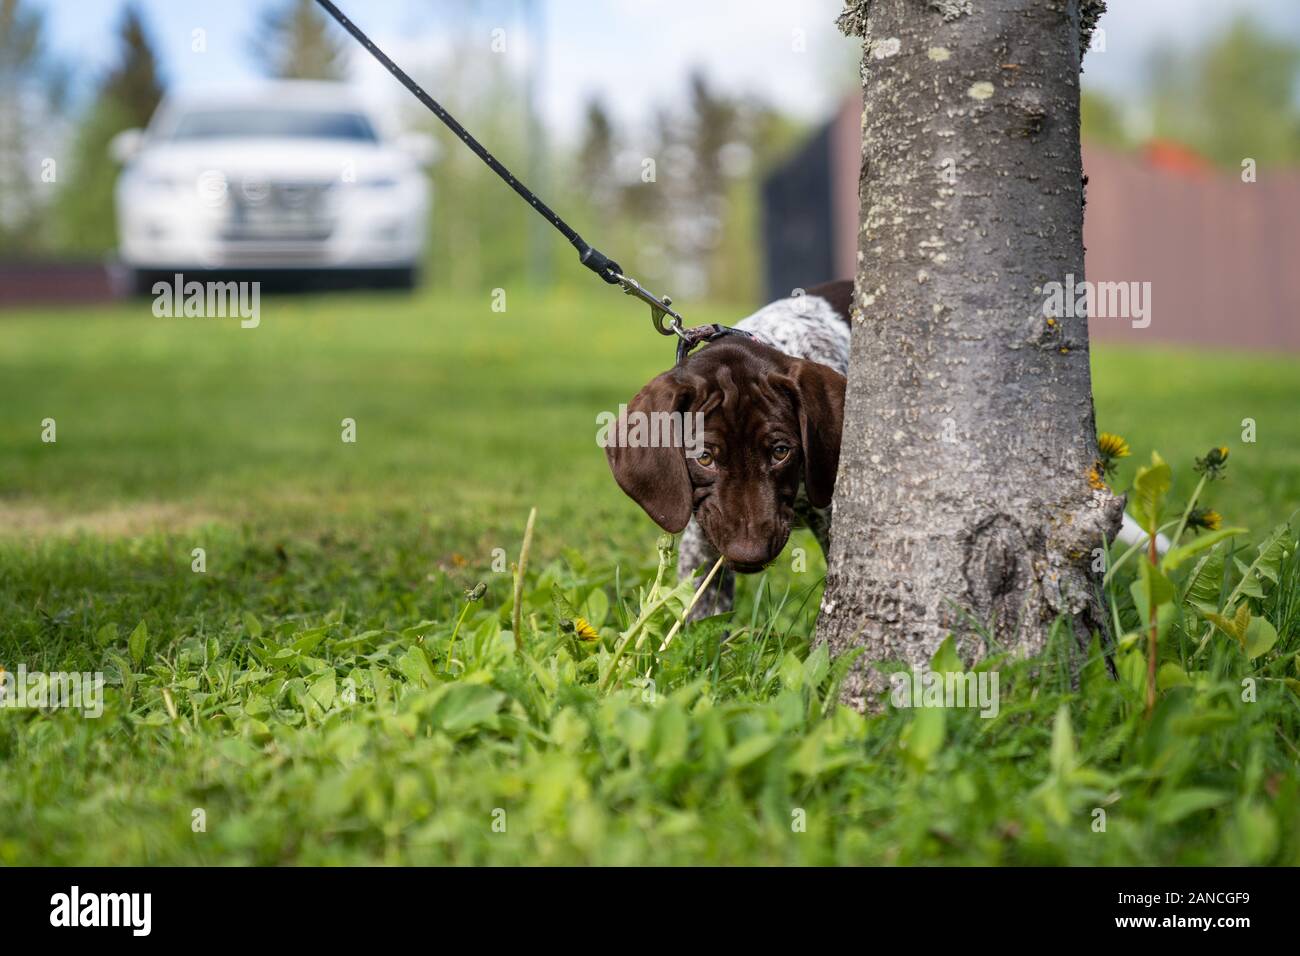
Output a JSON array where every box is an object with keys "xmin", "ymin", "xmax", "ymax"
[{"xmin": 1195, "ymin": 446, "xmax": 1230, "ymax": 479}]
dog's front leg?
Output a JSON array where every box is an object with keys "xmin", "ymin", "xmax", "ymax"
[{"xmin": 677, "ymin": 518, "xmax": 735, "ymax": 619}]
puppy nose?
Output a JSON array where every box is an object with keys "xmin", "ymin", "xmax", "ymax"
[{"xmin": 725, "ymin": 540, "xmax": 774, "ymax": 569}]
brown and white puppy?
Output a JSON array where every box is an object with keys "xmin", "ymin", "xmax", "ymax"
[{"xmin": 607, "ymin": 280, "xmax": 852, "ymax": 615}]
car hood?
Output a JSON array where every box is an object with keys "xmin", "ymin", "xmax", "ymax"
[{"xmin": 129, "ymin": 138, "xmax": 413, "ymax": 183}]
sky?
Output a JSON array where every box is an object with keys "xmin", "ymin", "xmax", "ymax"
[{"xmin": 36, "ymin": 0, "xmax": 1300, "ymax": 140}]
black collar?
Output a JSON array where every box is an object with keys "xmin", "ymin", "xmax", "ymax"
[{"xmin": 674, "ymin": 324, "xmax": 754, "ymax": 366}]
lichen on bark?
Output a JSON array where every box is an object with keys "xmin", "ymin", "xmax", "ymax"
[
  {"xmin": 836, "ymin": 1, "xmax": 871, "ymax": 38},
  {"xmin": 1080, "ymin": 0, "xmax": 1107, "ymax": 63}
]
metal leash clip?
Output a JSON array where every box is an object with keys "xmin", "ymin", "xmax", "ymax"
[{"xmin": 613, "ymin": 272, "xmax": 686, "ymax": 340}]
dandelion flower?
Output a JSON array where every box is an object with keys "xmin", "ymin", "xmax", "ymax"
[
  {"xmin": 1186, "ymin": 507, "xmax": 1222, "ymax": 533},
  {"xmin": 1098, "ymin": 433, "xmax": 1130, "ymax": 461},
  {"xmin": 560, "ymin": 617, "xmax": 600, "ymax": 641},
  {"xmin": 1092, "ymin": 432, "xmax": 1130, "ymax": 486}
]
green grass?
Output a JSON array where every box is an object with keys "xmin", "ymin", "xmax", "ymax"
[{"xmin": 1, "ymin": 287, "xmax": 1297, "ymax": 865}]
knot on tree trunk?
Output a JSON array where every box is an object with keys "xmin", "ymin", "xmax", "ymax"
[
  {"xmin": 1041, "ymin": 486, "xmax": 1125, "ymax": 635},
  {"xmin": 962, "ymin": 513, "xmax": 1035, "ymax": 647}
]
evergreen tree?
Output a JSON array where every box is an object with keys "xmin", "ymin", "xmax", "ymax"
[
  {"xmin": 51, "ymin": 2, "xmax": 164, "ymax": 254},
  {"xmin": 101, "ymin": 3, "xmax": 164, "ymax": 128},
  {"xmin": 251, "ymin": 0, "xmax": 349, "ymax": 81}
]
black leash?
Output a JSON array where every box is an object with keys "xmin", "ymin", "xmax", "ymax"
[{"xmin": 314, "ymin": 0, "xmax": 690, "ymax": 341}]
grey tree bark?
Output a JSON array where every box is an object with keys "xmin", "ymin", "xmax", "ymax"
[{"xmin": 817, "ymin": 0, "xmax": 1121, "ymax": 711}]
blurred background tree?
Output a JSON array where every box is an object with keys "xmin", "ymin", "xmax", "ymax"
[
  {"xmin": 251, "ymin": 0, "xmax": 349, "ymax": 81},
  {"xmin": 1146, "ymin": 16, "xmax": 1300, "ymax": 167},
  {"xmin": 1080, "ymin": 90, "xmax": 1131, "ymax": 150},
  {"xmin": 50, "ymin": 2, "xmax": 163, "ymax": 255},
  {"xmin": 0, "ymin": 0, "xmax": 67, "ymax": 254},
  {"xmin": 12, "ymin": 1, "xmax": 1298, "ymax": 300}
]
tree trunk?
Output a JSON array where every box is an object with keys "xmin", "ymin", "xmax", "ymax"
[{"xmin": 817, "ymin": 0, "xmax": 1120, "ymax": 711}]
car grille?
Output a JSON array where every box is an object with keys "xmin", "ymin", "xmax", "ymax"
[{"xmin": 220, "ymin": 180, "xmax": 336, "ymax": 242}]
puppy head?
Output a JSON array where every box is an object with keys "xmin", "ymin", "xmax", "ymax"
[{"xmin": 606, "ymin": 338, "xmax": 845, "ymax": 572}]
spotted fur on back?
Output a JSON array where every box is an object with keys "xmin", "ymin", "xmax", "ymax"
[{"xmin": 733, "ymin": 280, "xmax": 853, "ymax": 375}]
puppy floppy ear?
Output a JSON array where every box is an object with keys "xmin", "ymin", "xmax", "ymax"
[
  {"xmin": 784, "ymin": 359, "xmax": 846, "ymax": 508},
  {"xmin": 605, "ymin": 370, "xmax": 695, "ymax": 533}
]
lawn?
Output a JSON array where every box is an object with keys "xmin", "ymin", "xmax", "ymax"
[{"xmin": 1, "ymin": 286, "xmax": 1297, "ymax": 865}]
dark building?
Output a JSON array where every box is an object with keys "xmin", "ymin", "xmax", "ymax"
[{"xmin": 762, "ymin": 94, "xmax": 1300, "ymax": 351}]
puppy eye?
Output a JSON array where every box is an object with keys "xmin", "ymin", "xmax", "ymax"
[
  {"xmin": 696, "ymin": 450, "xmax": 715, "ymax": 467},
  {"xmin": 772, "ymin": 445, "xmax": 792, "ymax": 463}
]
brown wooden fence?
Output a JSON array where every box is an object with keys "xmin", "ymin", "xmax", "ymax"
[{"xmin": 780, "ymin": 96, "xmax": 1300, "ymax": 352}]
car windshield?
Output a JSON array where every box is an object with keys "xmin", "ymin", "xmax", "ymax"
[{"xmin": 168, "ymin": 108, "xmax": 378, "ymax": 142}]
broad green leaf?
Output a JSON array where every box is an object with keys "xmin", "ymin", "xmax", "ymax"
[
  {"xmin": 1234, "ymin": 801, "xmax": 1278, "ymax": 865},
  {"xmin": 582, "ymin": 587, "xmax": 610, "ymax": 629},
  {"xmin": 430, "ymin": 684, "xmax": 505, "ymax": 735},
  {"xmin": 290, "ymin": 627, "xmax": 329, "ymax": 655},
  {"xmin": 1245, "ymin": 616, "xmax": 1279, "ymax": 659},
  {"xmin": 1117, "ymin": 643, "xmax": 1146, "ymax": 694},
  {"xmin": 1154, "ymin": 788, "xmax": 1228, "ymax": 824},
  {"xmin": 308, "ymin": 671, "xmax": 336, "ymax": 710},
  {"xmin": 1235, "ymin": 558, "xmax": 1266, "ymax": 598},
  {"xmin": 778, "ymin": 651, "xmax": 804, "ymax": 690},
  {"xmin": 931, "ymin": 635, "xmax": 962, "ymax": 674},
  {"xmin": 649, "ymin": 699, "xmax": 689, "ymax": 768},
  {"xmin": 1131, "ymin": 562, "xmax": 1176, "ymax": 624},
  {"xmin": 95, "ymin": 623, "xmax": 117, "ymax": 647},
  {"xmin": 1228, "ymin": 523, "xmax": 1293, "ymax": 605},
  {"xmin": 397, "ymin": 644, "xmax": 436, "ymax": 687},
  {"xmin": 551, "ymin": 584, "xmax": 578, "ymax": 621},
  {"xmin": 242, "ymin": 611, "xmax": 263, "ymax": 639},
  {"xmin": 1157, "ymin": 662, "xmax": 1191, "ymax": 690},
  {"xmin": 128, "ymin": 620, "xmax": 149, "ymax": 667},
  {"xmin": 1132, "ymin": 452, "xmax": 1172, "ymax": 534},
  {"xmin": 1184, "ymin": 551, "xmax": 1226, "ymax": 614},
  {"xmin": 1162, "ymin": 528, "xmax": 1246, "ymax": 573},
  {"xmin": 550, "ymin": 708, "xmax": 589, "ymax": 751},
  {"xmin": 803, "ymin": 644, "xmax": 830, "ymax": 690},
  {"xmin": 1140, "ymin": 558, "xmax": 1175, "ymax": 607},
  {"xmin": 900, "ymin": 706, "xmax": 945, "ymax": 768},
  {"xmin": 727, "ymin": 733, "xmax": 778, "ymax": 769}
]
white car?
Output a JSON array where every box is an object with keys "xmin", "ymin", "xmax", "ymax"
[{"xmin": 112, "ymin": 82, "xmax": 433, "ymax": 292}]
